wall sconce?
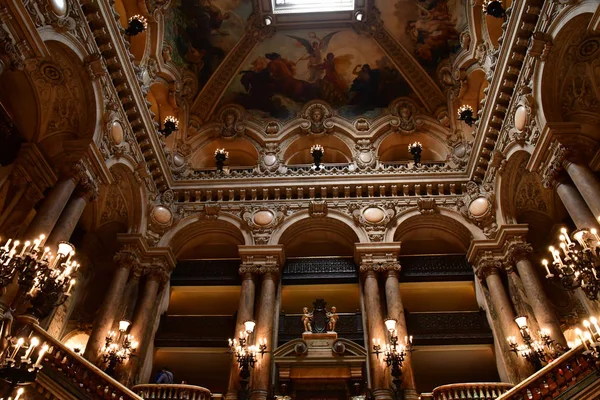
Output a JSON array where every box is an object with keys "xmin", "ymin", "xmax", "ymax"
[
  {"xmin": 407, "ymin": 142, "xmax": 423, "ymax": 165},
  {"xmin": 125, "ymin": 15, "xmax": 148, "ymax": 36},
  {"xmin": 458, "ymin": 105, "xmax": 478, "ymax": 127},
  {"xmin": 483, "ymin": 0, "xmax": 506, "ymax": 19},
  {"xmin": 310, "ymin": 144, "xmax": 324, "ymax": 170},
  {"xmin": 507, "ymin": 316, "xmax": 562, "ymax": 370},
  {"xmin": 159, "ymin": 116, "xmax": 179, "ymax": 138},
  {"xmin": 215, "ymin": 149, "xmax": 229, "ymax": 172}
]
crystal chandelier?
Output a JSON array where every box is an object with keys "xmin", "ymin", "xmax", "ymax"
[
  {"xmin": 542, "ymin": 227, "xmax": 600, "ymax": 300},
  {"xmin": 101, "ymin": 320, "xmax": 138, "ymax": 376},
  {"xmin": 228, "ymin": 320, "xmax": 267, "ymax": 399},
  {"xmin": 372, "ymin": 319, "xmax": 414, "ymax": 396},
  {"xmin": 506, "ymin": 316, "xmax": 563, "ymax": 370}
]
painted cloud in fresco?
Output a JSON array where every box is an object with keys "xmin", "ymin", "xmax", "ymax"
[{"xmin": 218, "ymin": 29, "xmax": 420, "ymax": 120}]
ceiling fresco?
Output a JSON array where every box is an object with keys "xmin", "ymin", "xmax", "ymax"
[
  {"xmin": 216, "ymin": 29, "xmax": 423, "ymax": 120},
  {"xmin": 375, "ymin": 0, "xmax": 466, "ymax": 86},
  {"xmin": 163, "ymin": 0, "xmax": 253, "ymax": 94}
]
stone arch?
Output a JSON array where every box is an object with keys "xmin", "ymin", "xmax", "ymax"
[
  {"xmin": 158, "ymin": 213, "xmax": 251, "ymax": 258},
  {"xmin": 270, "ymin": 210, "xmax": 368, "ymax": 255},
  {"xmin": 534, "ymin": 1, "xmax": 599, "ymax": 134},
  {"xmin": 386, "ymin": 209, "xmax": 483, "ymax": 253},
  {"xmin": 282, "ymin": 135, "xmax": 353, "ymax": 165}
]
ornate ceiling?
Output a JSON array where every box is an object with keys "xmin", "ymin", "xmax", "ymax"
[{"xmin": 145, "ymin": 0, "xmax": 480, "ymax": 175}]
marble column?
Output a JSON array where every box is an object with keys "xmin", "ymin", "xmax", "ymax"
[
  {"xmin": 483, "ymin": 267, "xmax": 535, "ymax": 381},
  {"xmin": 24, "ymin": 176, "xmax": 78, "ymax": 239},
  {"xmin": 250, "ymin": 272, "xmax": 278, "ymax": 400},
  {"xmin": 363, "ymin": 270, "xmax": 392, "ymax": 400},
  {"xmin": 122, "ymin": 270, "xmax": 164, "ymax": 385},
  {"xmin": 384, "ymin": 270, "xmax": 417, "ymax": 400},
  {"xmin": 45, "ymin": 190, "xmax": 93, "ymax": 248},
  {"xmin": 509, "ymin": 245, "xmax": 567, "ymax": 347},
  {"xmin": 83, "ymin": 252, "xmax": 138, "ymax": 364},
  {"xmin": 555, "ymin": 180, "xmax": 600, "ymax": 230},
  {"xmin": 226, "ymin": 272, "xmax": 256, "ymax": 400},
  {"xmin": 563, "ymin": 160, "xmax": 600, "ymax": 218}
]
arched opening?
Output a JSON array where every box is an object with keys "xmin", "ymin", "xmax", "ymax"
[
  {"xmin": 482, "ymin": 0, "xmax": 511, "ymax": 48},
  {"xmin": 113, "ymin": 0, "xmax": 147, "ymax": 60},
  {"xmin": 378, "ymin": 133, "xmax": 448, "ymax": 163},
  {"xmin": 189, "ymin": 138, "xmax": 259, "ymax": 169},
  {"xmin": 283, "ymin": 135, "xmax": 352, "ymax": 165},
  {"xmin": 455, "ymin": 69, "xmax": 488, "ymax": 138}
]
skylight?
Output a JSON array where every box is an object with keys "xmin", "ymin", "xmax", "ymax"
[{"xmin": 272, "ymin": 0, "xmax": 355, "ymax": 14}]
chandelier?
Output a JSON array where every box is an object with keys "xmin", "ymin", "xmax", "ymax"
[
  {"xmin": 310, "ymin": 144, "xmax": 324, "ymax": 170},
  {"xmin": 542, "ymin": 227, "xmax": 600, "ymax": 300},
  {"xmin": 372, "ymin": 319, "xmax": 414, "ymax": 396},
  {"xmin": 0, "ymin": 236, "xmax": 78, "ymax": 319},
  {"xmin": 228, "ymin": 320, "xmax": 267, "ymax": 398},
  {"xmin": 0, "ymin": 334, "xmax": 49, "ymax": 398},
  {"xmin": 506, "ymin": 316, "xmax": 563, "ymax": 370},
  {"xmin": 574, "ymin": 316, "xmax": 600, "ymax": 366},
  {"xmin": 215, "ymin": 149, "xmax": 229, "ymax": 172},
  {"xmin": 159, "ymin": 116, "xmax": 179, "ymax": 138},
  {"xmin": 407, "ymin": 142, "xmax": 423, "ymax": 165},
  {"xmin": 101, "ymin": 320, "xmax": 138, "ymax": 376}
]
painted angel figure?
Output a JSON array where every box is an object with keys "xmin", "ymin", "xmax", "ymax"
[{"xmin": 287, "ymin": 31, "xmax": 340, "ymax": 82}]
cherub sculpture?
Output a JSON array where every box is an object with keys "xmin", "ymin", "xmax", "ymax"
[
  {"xmin": 327, "ymin": 306, "xmax": 339, "ymax": 332},
  {"xmin": 302, "ymin": 307, "xmax": 313, "ymax": 333}
]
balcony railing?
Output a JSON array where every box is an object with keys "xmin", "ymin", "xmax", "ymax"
[
  {"xmin": 407, "ymin": 311, "xmax": 493, "ymax": 345},
  {"xmin": 423, "ymin": 382, "xmax": 513, "ymax": 400},
  {"xmin": 132, "ymin": 384, "xmax": 211, "ymax": 400},
  {"xmin": 155, "ymin": 315, "xmax": 236, "ymax": 347},
  {"xmin": 31, "ymin": 324, "xmax": 142, "ymax": 400},
  {"xmin": 496, "ymin": 344, "xmax": 597, "ymax": 400}
]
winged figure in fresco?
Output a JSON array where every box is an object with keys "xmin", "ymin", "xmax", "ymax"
[{"xmin": 287, "ymin": 31, "xmax": 340, "ymax": 82}]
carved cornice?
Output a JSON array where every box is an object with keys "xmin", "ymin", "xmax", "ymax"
[
  {"xmin": 467, "ymin": 224, "xmax": 531, "ymax": 275},
  {"xmin": 11, "ymin": 143, "xmax": 57, "ymax": 201},
  {"xmin": 354, "ymin": 242, "xmax": 401, "ymax": 274},
  {"xmin": 238, "ymin": 244, "xmax": 285, "ymax": 276}
]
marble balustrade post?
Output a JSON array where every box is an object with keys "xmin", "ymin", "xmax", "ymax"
[
  {"xmin": 226, "ymin": 272, "xmax": 256, "ymax": 400},
  {"xmin": 555, "ymin": 180, "xmax": 600, "ymax": 230},
  {"xmin": 482, "ymin": 266, "xmax": 535, "ymax": 381},
  {"xmin": 83, "ymin": 252, "xmax": 139, "ymax": 364},
  {"xmin": 508, "ymin": 243, "xmax": 567, "ymax": 347},
  {"xmin": 250, "ymin": 271, "xmax": 278, "ymax": 400},
  {"xmin": 384, "ymin": 269, "xmax": 417, "ymax": 400},
  {"xmin": 563, "ymin": 160, "xmax": 600, "ymax": 219},
  {"xmin": 363, "ymin": 269, "xmax": 393, "ymax": 400}
]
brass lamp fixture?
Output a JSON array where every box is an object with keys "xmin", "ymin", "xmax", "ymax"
[
  {"xmin": 125, "ymin": 15, "xmax": 148, "ymax": 36},
  {"xmin": 407, "ymin": 142, "xmax": 423, "ymax": 165},
  {"xmin": 372, "ymin": 318, "xmax": 414, "ymax": 398},
  {"xmin": 457, "ymin": 104, "xmax": 478, "ymax": 126},
  {"xmin": 310, "ymin": 144, "xmax": 324, "ymax": 170},
  {"xmin": 228, "ymin": 320, "xmax": 267, "ymax": 400},
  {"xmin": 483, "ymin": 0, "xmax": 506, "ymax": 18},
  {"xmin": 215, "ymin": 149, "xmax": 229, "ymax": 172},
  {"xmin": 159, "ymin": 116, "xmax": 179, "ymax": 138},
  {"xmin": 101, "ymin": 320, "xmax": 138, "ymax": 376},
  {"xmin": 0, "ymin": 335, "xmax": 48, "ymax": 398},
  {"xmin": 507, "ymin": 316, "xmax": 562, "ymax": 370},
  {"xmin": 574, "ymin": 316, "xmax": 600, "ymax": 367},
  {"xmin": 542, "ymin": 226, "xmax": 600, "ymax": 300}
]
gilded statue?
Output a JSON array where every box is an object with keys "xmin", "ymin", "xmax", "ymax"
[
  {"xmin": 327, "ymin": 306, "xmax": 339, "ymax": 332},
  {"xmin": 302, "ymin": 307, "xmax": 313, "ymax": 333}
]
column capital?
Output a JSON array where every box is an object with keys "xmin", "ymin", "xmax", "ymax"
[
  {"xmin": 238, "ymin": 245, "xmax": 285, "ymax": 276},
  {"xmin": 475, "ymin": 256, "xmax": 503, "ymax": 281},
  {"xmin": 354, "ymin": 242, "xmax": 402, "ymax": 275},
  {"xmin": 505, "ymin": 239, "xmax": 533, "ymax": 264},
  {"xmin": 539, "ymin": 141, "xmax": 569, "ymax": 189},
  {"xmin": 144, "ymin": 265, "xmax": 171, "ymax": 286},
  {"xmin": 113, "ymin": 248, "xmax": 142, "ymax": 270}
]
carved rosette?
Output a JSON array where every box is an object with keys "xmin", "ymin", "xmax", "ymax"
[
  {"xmin": 300, "ymin": 102, "xmax": 334, "ymax": 135},
  {"xmin": 456, "ymin": 181, "xmax": 497, "ymax": 237}
]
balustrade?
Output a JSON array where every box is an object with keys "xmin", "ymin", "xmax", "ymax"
[
  {"xmin": 30, "ymin": 324, "xmax": 142, "ymax": 400},
  {"xmin": 133, "ymin": 384, "xmax": 212, "ymax": 400},
  {"xmin": 428, "ymin": 383, "xmax": 513, "ymax": 400},
  {"xmin": 497, "ymin": 344, "xmax": 596, "ymax": 399}
]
